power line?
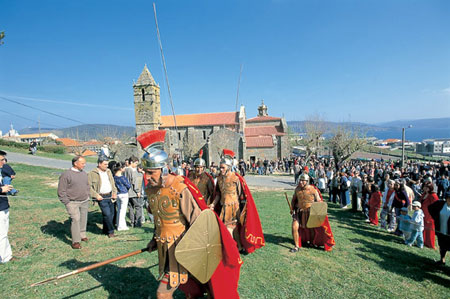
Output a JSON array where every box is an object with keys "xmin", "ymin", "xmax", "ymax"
[
  {"xmin": 0, "ymin": 96, "xmax": 86, "ymax": 125},
  {"xmin": 0, "ymin": 94, "xmax": 133, "ymax": 111},
  {"xmin": 0, "ymin": 108, "xmax": 62, "ymax": 128}
]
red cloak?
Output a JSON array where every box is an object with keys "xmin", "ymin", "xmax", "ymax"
[
  {"xmin": 181, "ymin": 176, "xmax": 242, "ymax": 299},
  {"xmin": 235, "ymin": 173, "xmax": 265, "ymax": 254},
  {"xmin": 297, "ymin": 186, "xmax": 335, "ymax": 251}
]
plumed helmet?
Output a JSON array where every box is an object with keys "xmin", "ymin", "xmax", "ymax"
[
  {"xmin": 299, "ymin": 173, "xmax": 309, "ymax": 182},
  {"xmin": 194, "ymin": 149, "xmax": 206, "ymax": 167},
  {"xmin": 137, "ymin": 130, "xmax": 168, "ymax": 170},
  {"xmin": 220, "ymin": 149, "xmax": 235, "ymax": 167}
]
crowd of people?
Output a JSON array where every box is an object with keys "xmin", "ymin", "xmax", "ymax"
[
  {"xmin": 291, "ymin": 155, "xmax": 450, "ymax": 265},
  {"xmin": 1, "ymin": 141, "xmax": 449, "ymax": 297}
]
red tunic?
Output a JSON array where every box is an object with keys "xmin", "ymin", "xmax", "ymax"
[
  {"xmin": 368, "ymin": 191, "xmax": 382, "ymax": 225},
  {"xmin": 421, "ymin": 192, "xmax": 439, "ymax": 249}
]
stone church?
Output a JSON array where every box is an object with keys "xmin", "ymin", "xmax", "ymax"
[{"xmin": 133, "ymin": 65, "xmax": 290, "ymax": 165}]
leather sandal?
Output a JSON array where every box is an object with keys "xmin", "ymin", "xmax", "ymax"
[{"xmin": 289, "ymin": 247, "xmax": 299, "ymax": 253}]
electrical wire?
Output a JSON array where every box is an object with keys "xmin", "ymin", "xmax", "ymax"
[
  {"xmin": 0, "ymin": 96, "xmax": 86, "ymax": 125},
  {"xmin": 0, "ymin": 108, "xmax": 62, "ymax": 128}
]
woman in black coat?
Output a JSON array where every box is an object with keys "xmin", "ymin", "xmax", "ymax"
[{"xmin": 428, "ymin": 190, "xmax": 450, "ymax": 266}]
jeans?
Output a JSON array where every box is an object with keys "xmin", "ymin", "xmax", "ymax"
[
  {"xmin": 2, "ymin": 177, "xmax": 17, "ymax": 195},
  {"xmin": 331, "ymin": 188, "xmax": 339, "ymax": 203},
  {"xmin": 340, "ymin": 190, "xmax": 349, "ymax": 207},
  {"xmin": 98, "ymin": 197, "xmax": 115, "ymax": 235},
  {"xmin": 380, "ymin": 206, "xmax": 396, "ymax": 230},
  {"xmin": 129, "ymin": 197, "xmax": 143, "ymax": 227},
  {"xmin": 406, "ymin": 230, "xmax": 424, "ymax": 248}
]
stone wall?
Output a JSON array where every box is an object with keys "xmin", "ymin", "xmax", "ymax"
[
  {"xmin": 207, "ymin": 128, "xmax": 242, "ymax": 165},
  {"xmin": 246, "ymin": 147, "xmax": 278, "ymax": 162}
]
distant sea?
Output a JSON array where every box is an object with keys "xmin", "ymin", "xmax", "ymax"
[{"xmin": 366, "ymin": 128, "xmax": 450, "ymax": 142}]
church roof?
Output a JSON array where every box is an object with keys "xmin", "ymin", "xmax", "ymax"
[
  {"xmin": 160, "ymin": 112, "xmax": 238, "ymax": 128},
  {"xmin": 246, "ymin": 136, "xmax": 274, "ymax": 148},
  {"xmin": 57, "ymin": 138, "xmax": 81, "ymax": 147},
  {"xmin": 246, "ymin": 115, "xmax": 281, "ymax": 123},
  {"xmin": 135, "ymin": 65, "xmax": 156, "ymax": 86},
  {"xmin": 244, "ymin": 126, "xmax": 285, "ymax": 137}
]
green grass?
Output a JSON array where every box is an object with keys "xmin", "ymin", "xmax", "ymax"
[
  {"xmin": 1, "ymin": 163, "xmax": 449, "ymax": 298},
  {"xmin": 0, "ymin": 145, "xmax": 98, "ymax": 163}
]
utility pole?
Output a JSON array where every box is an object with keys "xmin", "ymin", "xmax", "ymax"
[
  {"xmin": 235, "ymin": 64, "xmax": 243, "ymax": 112},
  {"xmin": 401, "ymin": 125, "xmax": 412, "ymax": 169},
  {"xmin": 38, "ymin": 116, "xmax": 41, "ymax": 145}
]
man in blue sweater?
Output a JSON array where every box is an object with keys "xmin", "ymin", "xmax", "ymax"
[{"xmin": 0, "ymin": 150, "xmax": 14, "ymax": 263}]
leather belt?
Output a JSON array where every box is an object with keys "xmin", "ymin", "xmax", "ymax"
[{"xmin": 100, "ymin": 192, "xmax": 112, "ymax": 196}]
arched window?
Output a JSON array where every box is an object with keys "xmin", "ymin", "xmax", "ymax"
[{"xmin": 141, "ymin": 88, "xmax": 145, "ymax": 101}]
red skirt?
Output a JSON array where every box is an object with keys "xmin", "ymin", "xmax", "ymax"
[
  {"xmin": 298, "ymin": 216, "xmax": 335, "ymax": 251},
  {"xmin": 423, "ymin": 217, "xmax": 436, "ymax": 249}
]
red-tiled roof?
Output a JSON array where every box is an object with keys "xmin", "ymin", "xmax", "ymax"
[
  {"xmin": 82, "ymin": 149, "xmax": 98, "ymax": 156},
  {"xmin": 246, "ymin": 115, "xmax": 281, "ymax": 123},
  {"xmin": 245, "ymin": 126, "xmax": 285, "ymax": 137},
  {"xmin": 246, "ymin": 136, "xmax": 274, "ymax": 148},
  {"xmin": 384, "ymin": 139, "xmax": 401, "ymax": 143},
  {"xmin": 83, "ymin": 140, "xmax": 103, "ymax": 146},
  {"xmin": 160, "ymin": 112, "xmax": 238, "ymax": 128},
  {"xmin": 57, "ymin": 138, "xmax": 81, "ymax": 147}
]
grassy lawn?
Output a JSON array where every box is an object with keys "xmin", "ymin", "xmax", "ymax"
[
  {"xmin": 0, "ymin": 145, "xmax": 98, "ymax": 163},
  {"xmin": 1, "ymin": 163, "xmax": 448, "ymax": 298}
]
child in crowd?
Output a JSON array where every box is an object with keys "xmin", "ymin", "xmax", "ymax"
[
  {"xmin": 397, "ymin": 207, "xmax": 412, "ymax": 242},
  {"xmin": 113, "ymin": 162, "xmax": 131, "ymax": 231},
  {"xmin": 318, "ymin": 174, "xmax": 327, "ymax": 194},
  {"xmin": 368, "ymin": 184, "xmax": 381, "ymax": 226},
  {"xmin": 406, "ymin": 201, "xmax": 424, "ymax": 248}
]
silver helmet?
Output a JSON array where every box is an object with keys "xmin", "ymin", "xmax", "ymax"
[
  {"xmin": 220, "ymin": 149, "xmax": 235, "ymax": 167},
  {"xmin": 137, "ymin": 130, "xmax": 168, "ymax": 170},
  {"xmin": 299, "ymin": 173, "xmax": 309, "ymax": 182},
  {"xmin": 194, "ymin": 149, "xmax": 206, "ymax": 167},
  {"xmin": 142, "ymin": 146, "xmax": 168, "ymax": 170},
  {"xmin": 194, "ymin": 157, "xmax": 206, "ymax": 167}
]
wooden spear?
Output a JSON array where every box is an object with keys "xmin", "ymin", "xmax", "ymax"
[
  {"xmin": 30, "ymin": 247, "xmax": 149, "ymax": 287},
  {"xmin": 284, "ymin": 192, "xmax": 293, "ymax": 214}
]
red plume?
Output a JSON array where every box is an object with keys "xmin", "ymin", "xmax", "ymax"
[
  {"xmin": 223, "ymin": 149, "xmax": 235, "ymax": 157},
  {"xmin": 199, "ymin": 149, "xmax": 203, "ymax": 158},
  {"xmin": 137, "ymin": 130, "xmax": 166, "ymax": 150}
]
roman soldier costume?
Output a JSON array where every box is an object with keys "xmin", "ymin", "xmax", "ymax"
[
  {"xmin": 291, "ymin": 173, "xmax": 335, "ymax": 252},
  {"xmin": 212, "ymin": 149, "xmax": 265, "ymax": 254},
  {"xmin": 138, "ymin": 131, "xmax": 242, "ymax": 299},
  {"xmin": 187, "ymin": 149, "xmax": 215, "ymax": 204}
]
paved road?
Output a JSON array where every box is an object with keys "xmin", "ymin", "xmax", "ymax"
[
  {"xmin": 6, "ymin": 152, "xmax": 295, "ymax": 189},
  {"xmin": 7, "ymin": 152, "xmax": 97, "ymax": 172}
]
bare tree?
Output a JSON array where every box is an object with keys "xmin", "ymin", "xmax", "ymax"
[
  {"xmin": 329, "ymin": 125, "xmax": 366, "ymax": 172},
  {"xmin": 303, "ymin": 113, "xmax": 326, "ymax": 162}
]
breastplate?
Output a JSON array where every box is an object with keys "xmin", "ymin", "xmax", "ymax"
[
  {"xmin": 188, "ymin": 173, "xmax": 210, "ymax": 198},
  {"xmin": 218, "ymin": 173, "xmax": 239, "ymax": 205},
  {"xmin": 295, "ymin": 186, "xmax": 316, "ymax": 210},
  {"xmin": 147, "ymin": 177, "xmax": 187, "ymax": 243}
]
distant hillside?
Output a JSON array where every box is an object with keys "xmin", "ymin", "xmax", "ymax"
[
  {"xmin": 377, "ymin": 117, "xmax": 450, "ymax": 129},
  {"xmin": 19, "ymin": 124, "xmax": 136, "ymax": 140}
]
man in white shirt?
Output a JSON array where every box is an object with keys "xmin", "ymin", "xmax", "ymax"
[{"xmin": 88, "ymin": 157, "xmax": 118, "ymax": 237}]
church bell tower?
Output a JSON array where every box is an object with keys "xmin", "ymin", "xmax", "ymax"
[{"xmin": 134, "ymin": 65, "xmax": 161, "ymax": 136}]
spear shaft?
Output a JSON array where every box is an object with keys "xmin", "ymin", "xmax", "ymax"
[
  {"xmin": 30, "ymin": 248, "xmax": 149, "ymax": 287},
  {"xmin": 284, "ymin": 192, "xmax": 293, "ymax": 214}
]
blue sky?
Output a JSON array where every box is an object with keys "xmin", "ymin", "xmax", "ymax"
[{"xmin": 0, "ymin": 0, "xmax": 449, "ymax": 132}]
